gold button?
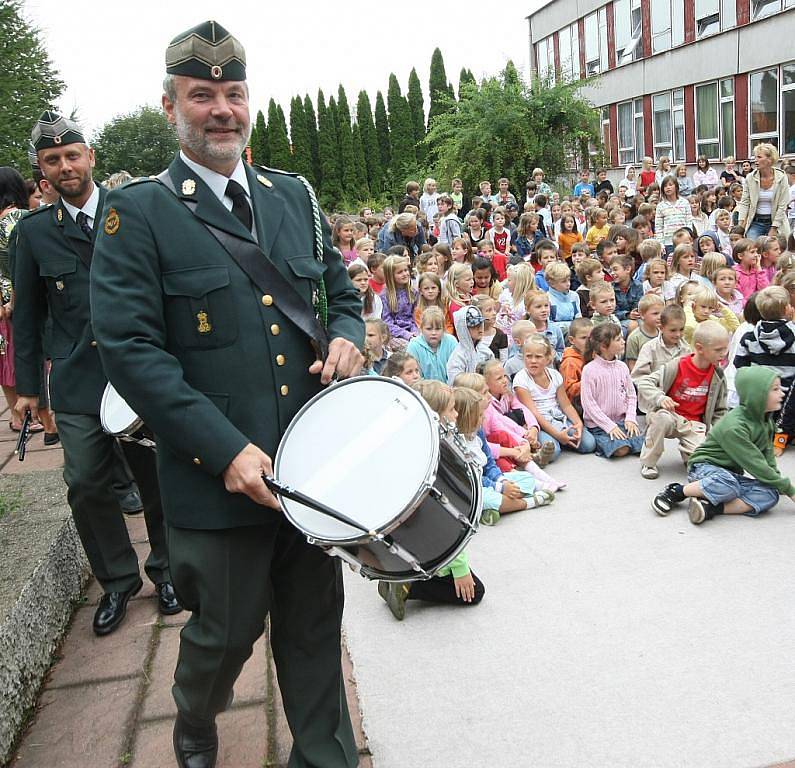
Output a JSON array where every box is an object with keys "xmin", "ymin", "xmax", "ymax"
[
  {"xmin": 276, "ymin": 354, "xmax": 285, "ymax": 366},
  {"xmin": 90, "ymin": 341, "xmax": 97, "ymax": 347},
  {"xmin": 280, "ymin": 385, "xmax": 289, "ymax": 396},
  {"xmin": 193, "ymin": 457, "xmax": 201, "ymax": 465},
  {"xmin": 262, "ymin": 294, "xmax": 273, "ymax": 306},
  {"xmin": 270, "ymin": 324, "xmax": 280, "ymax": 336}
]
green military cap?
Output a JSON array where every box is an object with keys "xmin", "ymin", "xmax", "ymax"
[
  {"xmin": 31, "ymin": 110, "xmax": 86, "ymax": 152},
  {"xmin": 28, "ymin": 142, "xmax": 40, "ymax": 170},
  {"xmin": 165, "ymin": 20, "xmax": 246, "ymax": 82}
]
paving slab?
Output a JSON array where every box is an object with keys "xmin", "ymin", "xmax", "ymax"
[{"xmin": 343, "ymin": 444, "xmax": 795, "ymax": 768}]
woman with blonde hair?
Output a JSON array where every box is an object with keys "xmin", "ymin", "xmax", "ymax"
[{"xmin": 736, "ymin": 143, "xmax": 791, "ymax": 240}]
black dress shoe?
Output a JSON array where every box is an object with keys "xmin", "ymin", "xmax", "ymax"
[
  {"xmin": 93, "ymin": 578, "xmax": 143, "ymax": 636},
  {"xmin": 118, "ymin": 489, "xmax": 144, "ymax": 515},
  {"xmin": 155, "ymin": 581, "xmax": 183, "ymax": 615},
  {"xmin": 43, "ymin": 432, "xmax": 60, "ymax": 446},
  {"xmin": 173, "ymin": 715, "xmax": 218, "ymax": 768}
]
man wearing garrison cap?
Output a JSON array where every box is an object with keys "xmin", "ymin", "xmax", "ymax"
[
  {"xmin": 91, "ymin": 20, "xmax": 363, "ymax": 768},
  {"xmin": 11, "ymin": 112, "xmax": 179, "ymax": 637}
]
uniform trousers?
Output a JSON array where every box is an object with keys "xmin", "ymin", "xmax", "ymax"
[
  {"xmin": 57, "ymin": 412, "xmax": 169, "ymax": 592},
  {"xmin": 640, "ymin": 410, "xmax": 707, "ymax": 467},
  {"xmin": 168, "ymin": 520, "xmax": 358, "ymax": 768}
]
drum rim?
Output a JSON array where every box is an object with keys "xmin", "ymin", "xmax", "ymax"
[
  {"xmin": 274, "ymin": 375, "xmax": 441, "ymax": 543},
  {"xmin": 100, "ymin": 382, "xmax": 144, "ymax": 437}
]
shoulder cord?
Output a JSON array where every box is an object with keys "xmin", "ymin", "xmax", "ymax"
[{"xmin": 295, "ymin": 174, "xmax": 328, "ymax": 328}]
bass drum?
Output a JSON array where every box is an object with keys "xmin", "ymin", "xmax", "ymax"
[{"xmin": 274, "ymin": 376, "xmax": 482, "ymax": 582}]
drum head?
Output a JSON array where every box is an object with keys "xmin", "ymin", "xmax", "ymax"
[
  {"xmin": 276, "ymin": 377, "xmax": 438, "ymax": 542},
  {"xmin": 100, "ymin": 384, "xmax": 140, "ymax": 436}
]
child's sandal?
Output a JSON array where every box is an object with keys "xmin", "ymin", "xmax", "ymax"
[{"xmin": 527, "ymin": 490, "xmax": 555, "ymax": 508}]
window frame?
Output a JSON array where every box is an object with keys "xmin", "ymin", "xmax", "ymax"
[
  {"xmin": 585, "ymin": 11, "xmax": 600, "ymax": 75},
  {"xmin": 695, "ymin": 0, "xmax": 721, "ymax": 38},
  {"xmin": 558, "ymin": 22, "xmax": 581, "ymax": 81},
  {"xmin": 752, "ymin": 0, "xmax": 782, "ymax": 18},
  {"xmin": 695, "ymin": 81, "xmax": 721, "ymax": 160},
  {"xmin": 536, "ymin": 35, "xmax": 555, "ymax": 83},
  {"xmin": 614, "ymin": 0, "xmax": 643, "ymax": 66},
  {"xmin": 651, "ymin": 0, "xmax": 685, "ymax": 53},
  {"xmin": 748, "ymin": 67, "xmax": 780, "ymax": 149},
  {"xmin": 720, "ymin": 77, "xmax": 735, "ymax": 160},
  {"xmin": 673, "ymin": 88, "xmax": 686, "ymax": 162},
  {"xmin": 783, "ymin": 61, "xmax": 795, "ymax": 155},
  {"xmin": 652, "ymin": 91, "xmax": 673, "ymax": 161},
  {"xmin": 617, "ymin": 101, "xmax": 635, "ymax": 166}
]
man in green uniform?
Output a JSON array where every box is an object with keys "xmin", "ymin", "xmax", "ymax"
[
  {"xmin": 11, "ymin": 112, "xmax": 180, "ymax": 635},
  {"xmin": 90, "ymin": 21, "xmax": 364, "ymax": 768}
]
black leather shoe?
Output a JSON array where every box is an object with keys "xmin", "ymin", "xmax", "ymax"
[
  {"xmin": 155, "ymin": 581, "xmax": 183, "ymax": 615},
  {"xmin": 118, "ymin": 489, "xmax": 144, "ymax": 515},
  {"xmin": 43, "ymin": 432, "xmax": 60, "ymax": 446},
  {"xmin": 173, "ymin": 715, "xmax": 218, "ymax": 768},
  {"xmin": 93, "ymin": 578, "xmax": 143, "ymax": 636}
]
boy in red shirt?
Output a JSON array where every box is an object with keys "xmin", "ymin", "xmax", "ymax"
[{"xmin": 636, "ymin": 320, "xmax": 729, "ymax": 480}]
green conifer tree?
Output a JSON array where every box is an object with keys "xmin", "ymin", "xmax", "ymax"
[
  {"xmin": 351, "ymin": 123, "xmax": 369, "ymax": 202},
  {"xmin": 316, "ymin": 90, "xmax": 342, "ymax": 209},
  {"xmin": 387, "ymin": 74, "xmax": 414, "ymax": 178},
  {"xmin": 356, "ymin": 90, "xmax": 382, "ymax": 195},
  {"xmin": 336, "ymin": 85, "xmax": 358, "ymax": 199},
  {"xmin": 407, "ymin": 68, "xmax": 426, "ymax": 165},
  {"xmin": 374, "ymin": 90, "xmax": 391, "ymax": 174},
  {"xmin": 251, "ymin": 109, "xmax": 269, "ymax": 166},
  {"xmin": 289, "ymin": 96, "xmax": 314, "ymax": 184},
  {"xmin": 458, "ymin": 67, "xmax": 476, "ymax": 97},
  {"xmin": 428, "ymin": 48, "xmax": 453, "ymax": 124},
  {"xmin": 304, "ymin": 94, "xmax": 321, "ymax": 187},
  {"xmin": 267, "ymin": 99, "xmax": 291, "ymax": 170}
]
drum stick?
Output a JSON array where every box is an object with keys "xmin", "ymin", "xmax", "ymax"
[
  {"xmin": 262, "ymin": 475, "xmax": 373, "ymax": 535},
  {"xmin": 15, "ymin": 410, "xmax": 31, "ymax": 461}
]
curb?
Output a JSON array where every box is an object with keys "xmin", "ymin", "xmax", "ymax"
[{"xmin": 0, "ymin": 516, "xmax": 89, "ymax": 763}]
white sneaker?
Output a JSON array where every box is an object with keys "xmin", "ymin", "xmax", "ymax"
[{"xmin": 640, "ymin": 465, "xmax": 659, "ymax": 479}]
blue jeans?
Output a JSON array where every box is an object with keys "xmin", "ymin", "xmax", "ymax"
[
  {"xmin": 539, "ymin": 426, "xmax": 596, "ymax": 458},
  {"xmin": 745, "ymin": 217, "xmax": 772, "ymax": 240},
  {"xmin": 688, "ymin": 463, "xmax": 779, "ymax": 516}
]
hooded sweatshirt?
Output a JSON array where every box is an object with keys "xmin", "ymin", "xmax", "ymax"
[
  {"xmin": 688, "ymin": 366, "xmax": 795, "ymax": 496},
  {"xmin": 734, "ymin": 318, "xmax": 795, "ymax": 385},
  {"xmin": 446, "ymin": 306, "xmax": 495, "ymax": 385},
  {"xmin": 406, "ymin": 331, "xmax": 458, "ymax": 382}
]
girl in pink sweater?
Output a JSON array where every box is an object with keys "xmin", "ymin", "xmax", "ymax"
[
  {"xmin": 580, "ymin": 324, "xmax": 645, "ymax": 458},
  {"xmin": 733, "ymin": 238, "xmax": 769, "ymax": 303}
]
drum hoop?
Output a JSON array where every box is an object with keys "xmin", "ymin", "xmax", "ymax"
[{"xmin": 274, "ymin": 375, "xmax": 441, "ymax": 543}]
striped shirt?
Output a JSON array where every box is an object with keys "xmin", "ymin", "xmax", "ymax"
[
  {"xmin": 655, "ymin": 197, "xmax": 693, "ymax": 246},
  {"xmin": 580, "ymin": 355, "xmax": 638, "ymax": 432}
]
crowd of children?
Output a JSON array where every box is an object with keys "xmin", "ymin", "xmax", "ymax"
[{"xmin": 340, "ymin": 159, "xmax": 795, "ymax": 621}]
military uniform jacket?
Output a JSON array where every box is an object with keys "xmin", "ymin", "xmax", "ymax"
[
  {"xmin": 90, "ymin": 156, "xmax": 364, "ymax": 530},
  {"xmin": 11, "ymin": 188, "xmax": 108, "ymax": 414}
]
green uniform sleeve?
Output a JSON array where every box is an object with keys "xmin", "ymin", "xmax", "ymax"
[{"xmin": 91, "ymin": 188, "xmax": 249, "ymax": 476}]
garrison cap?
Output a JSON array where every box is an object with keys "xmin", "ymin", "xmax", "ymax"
[
  {"xmin": 165, "ymin": 20, "xmax": 246, "ymax": 82},
  {"xmin": 31, "ymin": 110, "xmax": 86, "ymax": 152}
]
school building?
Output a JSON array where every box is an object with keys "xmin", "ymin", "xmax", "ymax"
[{"xmin": 527, "ymin": 0, "xmax": 795, "ymax": 176}]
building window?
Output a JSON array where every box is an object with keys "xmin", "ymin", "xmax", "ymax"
[
  {"xmin": 752, "ymin": 0, "xmax": 782, "ymax": 18},
  {"xmin": 652, "ymin": 92, "xmax": 673, "ymax": 160},
  {"xmin": 634, "ymin": 98, "xmax": 645, "ymax": 163},
  {"xmin": 601, "ymin": 107, "xmax": 612, "ymax": 165},
  {"xmin": 695, "ymin": 82, "xmax": 720, "ymax": 159},
  {"xmin": 585, "ymin": 12, "xmax": 599, "ymax": 75},
  {"xmin": 536, "ymin": 36, "xmax": 555, "ymax": 83},
  {"xmin": 721, "ymin": 0, "xmax": 736, "ymax": 29},
  {"xmin": 784, "ymin": 62, "xmax": 795, "ymax": 155},
  {"xmin": 696, "ymin": 0, "xmax": 721, "ymax": 36},
  {"xmin": 614, "ymin": 0, "xmax": 643, "ymax": 66},
  {"xmin": 749, "ymin": 68, "xmax": 779, "ymax": 148},
  {"xmin": 558, "ymin": 23, "xmax": 580, "ymax": 80},
  {"xmin": 598, "ymin": 7, "xmax": 609, "ymax": 74},
  {"xmin": 673, "ymin": 88, "xmax": 686, "ymax": 161},
  {"xmin": 720, "ymin": 78, "xmax": 735, "ymax": 159},
  {"xmin": 617, "ymin": 102, "xmax": 634, "ymax": 165},
  {"xmin": 651, "ymin": 0, "xmax": 684, "ymax": 53}
]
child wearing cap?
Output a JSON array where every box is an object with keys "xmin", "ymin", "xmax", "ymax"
[{"xmin": 446, "ymin": 305, "xmax": 495, "ymax": 385}]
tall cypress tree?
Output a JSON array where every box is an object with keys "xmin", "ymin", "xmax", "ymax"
[
  {"xmin": 267, "ymin": 98, "xmax": 291, "ymax": 170},
  {"xmin": 428, "ymin": 47, "xmax": 452, "ymax": 124},
  {"xmin": 336, "ymin": 85, "xmax": 358, "ymax": 198},
  {"xmin": 356, "ymin": 90, "xmax": 382, "ymax": 195},
  {"xmin": 387, "ymin": 73, "xmax": 414, "ymax": 179},
  {"xmin": 289, "ymin": 96, "xmax": 314, "ymax": 184},
  {"xmin": 458, "ymin": 67, "xmax": 476, "ymax": 97},
  {"xmin": 316, "ymin": 90, "xmax": 341, "ymax": 210},
  {"xmin": 374, "ymin": 90, "xmax": 391, "ymax": 174},
  {"xmin": 407, "ymin": 68, "xmax": 426, "ymax": 165},
  {"xmin": 351, "ymin": 123, "xmax": 369, "ymax": 202},
  {"xmin": 304, "ymin": 94, "xmax": 321, "ymax": 188},
  {"xmin": 251, "ymin": 109, "xmax": 269, "ymax": 166}
]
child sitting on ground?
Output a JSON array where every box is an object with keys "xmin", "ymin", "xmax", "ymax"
[
  {"xmin": 651, "ymin": 367, "xmax": 795, "ymax": 525},
  {"xmin": 609, "ymin": 253, "xmax": 643, "ymax": 334},
  {"xmin": 625, "ymin": 293, "xmax": 664, "ymax": 372},
  {"xmin": 365, "ymin": 318, "xmax": 391, "ymax": 374},
  {"xmin": 635, "ymin": 238, "xmax": 664, "ymax": 283},
  {"xmin": 713, "ymin": 265, "xmax": 744, "ymax": 319},
  {"xmin": 349, "ymin": 263, "xmax": 382, "ymax": 320},
  {"xmin": 376, "ymin": 379, "xmax": 484, "ymax": 620},
  {"xmin": 473, "ymin": 294, "xmax": 508, "ymax": 361},
  {"xmin": 668, "ymin": 244, "xmax": 698, "ymax": 296},
  {"xmin": 532, "ymin": 240, "xmax": 559, "ymax": 291},
  {"xmin": 733, "ymin": 285, "xmax": 795, "ymax": 455},
  {"xmin": 580, "ymin": 323, "xmax": 644, "ymax": 458},
  {"xmin": 588, "ymin": 280, "xmax": 621, "ymax": 330},
  {"xmin": 733, "ymin": 238, "xmax": 769, "ymax": 301},
  {"xmin": 525, "ymin": 289, "xmax": 565, "ymax": 363},
  {"xmin": 367, "ymin": 252, "xmax": 386, "ymax": 296},
  {"xmin": 446, "ymin": 263, "xmax": 475, "ymax": 327},
  {"xmin": 406, "ymin": 307, "xmax": 458, "ymax": 382},
  {"xmin": 414, "ymin": 271, "xmax": 449, "ymax": 329},
  {"xmin": 642, "ymin": 257, "xmax": 673, "ymax": 301},
  {"xmin": 683, "ymin": 285, "xmax": 739, "ymax": 347},
  {"xmin": 575, "ymin": 258, "xmax": 604, "ymax": 318},
  {"xmin": 453, "ymin": 386, "xmax": 554, "ymax": 526},
  {"xmin": 497, "ymin": 262, "xmax": 536, "ymax": 337},
  {"xmin": 447, "ymin": 305, "xmax": 494, "ymax": 384},
  {"xmin": 631, "ymin": 304, "xmax": 690, "ymax": 380},
  {"xmin": 513, "ymin": 333, "xmax": 597, "ymax": 460},
  {"xmin": 504, "ymin": 320, "xmax": 536, "ymax": 379},
  {"xmin": 471, "ymin": 256, "xmax": 502, "ymax": 300},
  {"xmin": 382, "ymin": 351, "xmax": 421, "ymax": 387},
  {"xmin": 559, "ymin": 317, "xmax": 593, "ymax": 415},
  {"xmin": 545, "ymin": 261, "xmax": 582, "ymax": 335},
  {"xmin": 637, "ymin": 321, "xmax": 729, "ymax": 480},
  {"xmin": 380, "ymin": 255, "xmax": 418, "ymax": 349}
]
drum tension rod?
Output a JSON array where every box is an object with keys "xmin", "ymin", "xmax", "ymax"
[{"xmin": 263, "ymin": 476, "xmax": 374, "ymax": 536}]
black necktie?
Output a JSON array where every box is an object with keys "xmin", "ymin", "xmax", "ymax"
[
  {"xmin": 226, "ymin": 179, "xmax": 252, "ymax": 232},
  {"xmin": 76, "ymin": 211, "xmax": 93, "ymax": 238}
]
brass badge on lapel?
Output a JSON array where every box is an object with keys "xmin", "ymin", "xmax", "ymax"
[
  {"xmin": 257, "ymin": 174, "xmax": 272, "ymax": 188},
  {"xmin": 56, "ymin": 208, "xmax": 63, "ymax": 223},
  {"xmin": 55, "ymin": 280, "xmax": 64, "ymax": 291},
  {"xmin": 182, "ymin": 178, "xmax": 196, "ymax": 196},
  {"xmin": 196, "ymin": 311, "xmax": 212, "ymax": 334},
  {"xmin": 104, "ymin": 207, "xmax": 120, "ymax": 236}
]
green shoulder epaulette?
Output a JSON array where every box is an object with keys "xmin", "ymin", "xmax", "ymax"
[
  {"xmin": 21, "ymin": 203, "xmax": 52, "ymax": 219},
  {"xmin": 121, "ymin": 176, "xmax": 162, "ymax": 188},
  {"xmin": 256, "ymin": 164, "xmax": 298, "ymax": 178}
]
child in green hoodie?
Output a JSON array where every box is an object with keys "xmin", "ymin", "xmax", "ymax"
[{"xmin": 652, "ymin": 366, "xmax": 795, "ymax": 524}]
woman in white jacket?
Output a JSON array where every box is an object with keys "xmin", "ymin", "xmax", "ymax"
[{"xmin": 736, "ymin": 143, "xmax": 791, "ymax": 240}]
